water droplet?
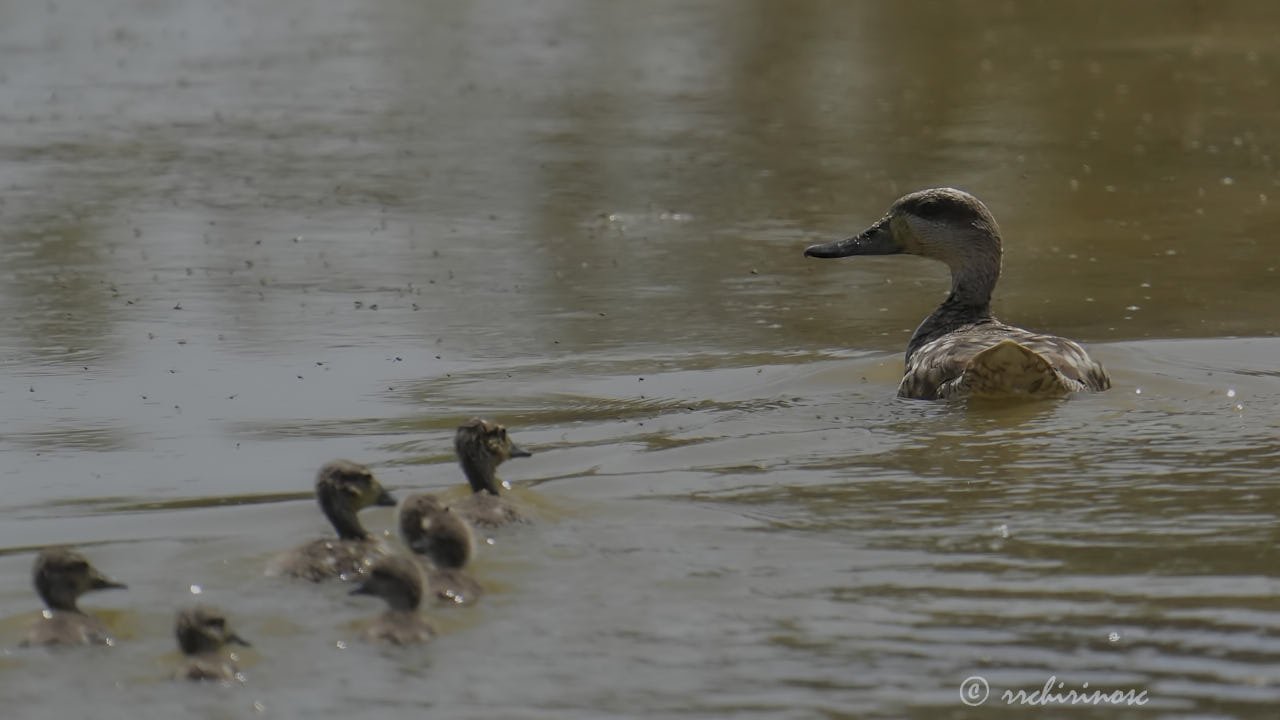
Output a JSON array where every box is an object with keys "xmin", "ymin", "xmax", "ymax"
[
  {"xmin": 189, "ymin": 584, "xmax": 203, "ymax": 595},
  {"xmin": 1135, "ymin": 388, "xmax": 1143, "ymax": 395},
  {"xmin": 1227, "ymin": 388, "xmax": 1237, "ymax": 398},
  {"xmin": 1108, "ymin": 632, "xmax": 1121, "ymax": 642}
]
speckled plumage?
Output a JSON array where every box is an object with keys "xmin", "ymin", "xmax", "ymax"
[
  {"xmin": 451, "ymin": 419, "xmax": 533, "ymax": 528},
  {"xmin": 269, "ymin": 459, "xmax": 397, "ymax": 582},
  {"xmin": 805, "ymin": 188, "xmax": 1111, "ymax": 400}
]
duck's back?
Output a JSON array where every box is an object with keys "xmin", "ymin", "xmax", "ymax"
[
  {"xmin": 174, "ymin": 654, "xmax": 240, "ymax": 682},
  {"xmin": 453, "ymin": 493, "xmax": 527, "ymax": 529},
  {"xmin": 901, "ymin": 322, "xmax": 1110, "ymax": 400},
  {"xmin": 427, "ymin": 567, "xmax": 484, "ymax": 606},
  {"xmin": 21, "ymin": 611, "xmax": 115, "ymax": 647},
  {"xmin": 268, "ymin": 537, "xmax": 390, "ymax": 582},
  {"xmin": 365, "ymin": 610, "xmax": 435, "ymax": 645}
]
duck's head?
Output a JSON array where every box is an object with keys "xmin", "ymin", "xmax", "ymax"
[
  {"xmin": 454, "ymin": 418, "xmax": 532, "ymax": 495},
  {"xmin": 397, "ymin": 492, "xmax": 445, "ymax": 545},
  {"xmin": 398, "ymin": 494, "xmax": 473, "ymax": 569},
  {"xmin": 805, "ymin": 188, "xmax": 1003, "ymax": 302},
  {"xmin": 350, "ymin": 555, "xmax": 425, "ymax": 612},
  {"xmin": 175, "ymin": 605, "xmax": 250, "ymax": 655},
  {"xmin": 33, "ymin": 548, "xmax": 126, "ymax": 612},
  {"xmin": 315, "ymin": 459, "xmax": 397, "ymax": 540}
]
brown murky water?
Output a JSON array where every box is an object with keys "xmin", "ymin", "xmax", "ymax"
[{"xmin": 1, "ymin": 1, "xmax": 1279, "ymax": 718}]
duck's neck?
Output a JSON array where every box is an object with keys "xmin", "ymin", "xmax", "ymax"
[
  {"xmin": 36, "ymin": 577, "xmax": 82, "ymax": 613},
  {"xmin": 459, "ymin": 454, "xmax": 501, "ymax": 496},
  {"xmin": 906, "ymin": 263, "xmax": 999, "ymax": 361},
  {"xmin": 319, "ymin": 491, "xmax": 369, "ymax": 541},
  {"xmin": 383, "ymin": 590, "xmax": 420, "ymax": 612},
  {"xmin": 42, "ymin": 595, "xmax": 80, "ymax": 613}
]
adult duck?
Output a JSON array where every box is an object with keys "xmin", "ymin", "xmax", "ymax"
[{"xmin": 804, "ymin": 187, "xmax": 1111, "ymax": 400}]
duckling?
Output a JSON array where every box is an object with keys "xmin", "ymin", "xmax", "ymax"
[
  {"xmin": 451, "ymin": 418, "xmax": 533, "ymax": 528},
  {"xmin": 173, "ymin": 605, "xmax": 251, "ymax": 682},
  {"xmin": 268, "ymin": 459, "xmax": 397, "ymax": 582},
  {"xmin": 20, "ymin": 548, "xmax": 126, "ymax": 647},
  {"xmin": 349, "ymin": 555, "xmax": 435, "ymax": 645},
  {"xmin": 398, "ymin": 493, "xmax": 483, "ymax": 605},
  {"xmin": 804, "ymin": 188, "xmax": 1111, "ymax": 400}
]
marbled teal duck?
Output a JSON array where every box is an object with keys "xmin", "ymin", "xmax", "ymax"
[{"xmin": 804, "ymin": 187, "xmax": 1111, "ymax": 400}]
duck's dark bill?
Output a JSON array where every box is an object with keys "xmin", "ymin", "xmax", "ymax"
[
  {"xmin": 509, "ymin": 444, "xmax": 532, "ymax": 458},
  {"xmin": 804, "ymin": 221, "xmax": 901, "ymax": 258}
]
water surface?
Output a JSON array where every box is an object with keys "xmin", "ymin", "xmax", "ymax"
[{"xmin": 1, "ymin": 1, "xmax": 1279, "ymax": 718}]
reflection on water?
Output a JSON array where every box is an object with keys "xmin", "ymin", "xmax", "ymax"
[{"xmin": 2, "ymin": 0, "xmax": 1279, "ymax": 717}]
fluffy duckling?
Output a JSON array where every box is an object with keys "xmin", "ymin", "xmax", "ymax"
[
  {"xmin": 173, "ymin": 605, "xmax": 251, "ymax": 682},
  {"xmin": 451, "ymin": 418, "xmax": 533, "ymax": 528},
  {"xmin": 804, "ymin": 188, "xmax": 1111, "ymax": 400},
  {"xmin": 398, "ymin": 493, "xmax": 483, "ymax": 605},
  {"xmin": 268, "ymin": 459, "xmax": 397, "ymax": 582},
  {"xmin": 349, "ymin": 555, "xmax": 435, "ymax": 645},
  {"xmin": 21, "ymin": 548, "xmax": 126, "ymax": 647}
]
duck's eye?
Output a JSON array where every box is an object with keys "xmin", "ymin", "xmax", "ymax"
[
  {"xmin": 208, "ymin": 618, "xmax": 225, "ymax": 630},
  {"xmin": 908, "ymin": 197, "xmax": 971, "ymax": 224}
]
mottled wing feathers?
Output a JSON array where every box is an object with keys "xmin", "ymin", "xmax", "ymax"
[{"xmin": 900, "ymin": 323, "xmax": 1110, "ymax": 400}]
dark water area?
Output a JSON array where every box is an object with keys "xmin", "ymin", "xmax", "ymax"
[{"xmin": 1, "ymin": 1, "xmax": 1279, "ymax": 718}]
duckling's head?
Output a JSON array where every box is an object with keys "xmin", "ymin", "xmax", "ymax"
[
  {"xmin": 805, "ymin": 188, "xmax": 1003, "ymax": 302},
  {"xmin": 33, "ymin": 548, "xmax": 126, "ymax": 612},
  {"xmin": 350, "ymin": 555, "xmax": 425, "ymax": 612},
  {"xmin": 175, "ymin": 605, "xmax": 250, "ymax": 656},
  {"xmin": 398, "ymin": 494, "xmax": 473, "ymax": 569},
  {"xmin": 454, "ymin": 418, "xmax": 532, "ymax": 495},
  {"xmin": 315, "ymin": 459, "xmax": 397, "ymax": 540}
]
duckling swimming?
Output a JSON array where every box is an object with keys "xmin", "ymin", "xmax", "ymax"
[
  {"xmin": 451, "ymin": 418, "xmax": 533, "ymax": 528},
  {"xmin": 173, "ymin": 605, "xmax": 251, "ymax": 682},
  {"xmin": 349, "ymin": 555, "xmax": 435, "ymax": 645},
  {"xmin": 21, "ymin": 548, "xmax": 126, "ymax": 647},
  {"xmin": 268, "ymin": 459, "xmax": 397, "ymax": 582},
  {"xmin": 398, "ymin": 493, "xmax": 483, "ymax": 605},
  {"xmin": 804, "ymin": 188, "xmax": 1111, "ymax": 400}
]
